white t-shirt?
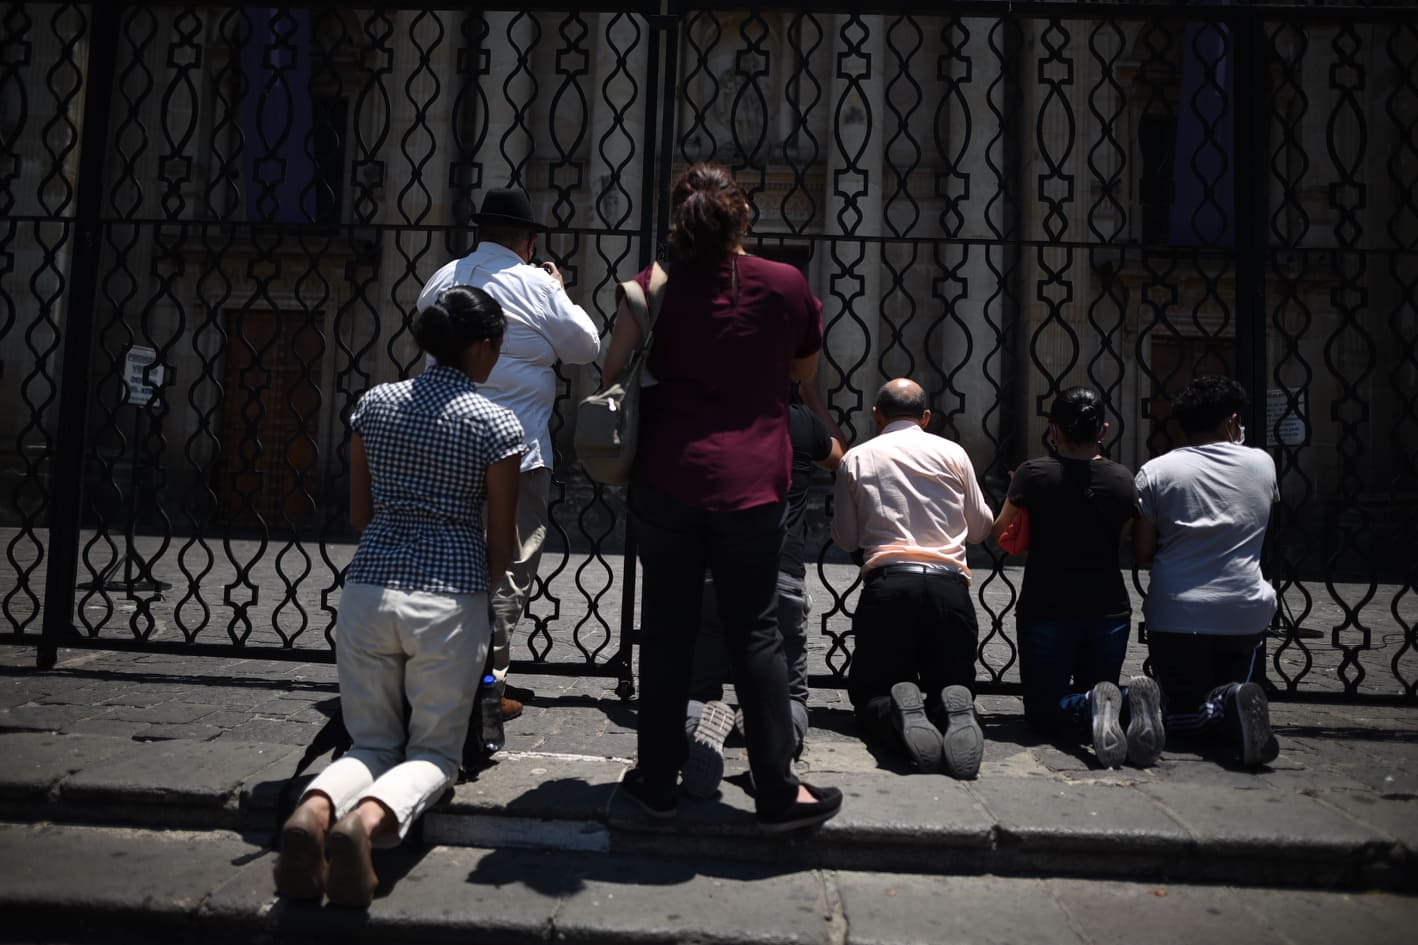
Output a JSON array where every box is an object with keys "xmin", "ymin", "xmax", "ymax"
[
  {"xmin": 417, "ymin": 242, "xmax": 600, "ymax": 472},
  {"xmin": 1135, "ymin": 441, "xmax": 1279, "ymax": 635}
]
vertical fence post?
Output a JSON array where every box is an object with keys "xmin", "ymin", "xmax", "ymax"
[
  {"xmin": 1232, "ymin": 10, "xmax": 1281, "ymax": 646},
  {"xmin": 1233, "ymin": 8, "xmax": 1269, "ymax": 441},
  {"xmin": 651, "ymin": 1, "xmax": 679, "ymax": 252},
  {"xmin": 38, "ymin": 2, "xmax": 123, "ymax": 669},
  {"xmin": 612, "ymin": 0, "xmax": 679, "ymax": 699}
]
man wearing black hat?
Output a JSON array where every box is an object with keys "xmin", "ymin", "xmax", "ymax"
[{"xmin": 416, "ymin": 188, "xmax": 600, "ymax": 720}]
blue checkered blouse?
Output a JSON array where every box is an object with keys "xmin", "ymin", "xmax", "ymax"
[{"xmin": 346, "ymin": 364, "xmax": 525, "ymax": 595}]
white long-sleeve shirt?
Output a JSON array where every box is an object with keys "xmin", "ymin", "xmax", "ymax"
[
  {"xmin": 832, "ymin": 420, "xmax": 995, "ymax": 583},
  {"xmin": 417, "ymin": 242, "xmax": 601, "ymax": 472}
]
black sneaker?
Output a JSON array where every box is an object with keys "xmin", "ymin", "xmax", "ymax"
[
  {"xmin": 940, "ymin": 684, "xmax": 984, "ymax": 780},
  {"xmin": 1124, "ymin": 676, "xmax": 1165, "ymax": 767},
  {"xmin": 757, "ymin": 783, "xmax": 843, "ymax": 833},
  {"xmin": 1090, "ymin": 681, "xmax": 1127, "ymax": 769},
  {"xmin": 1230, "ymin": 682, "xmax": 1279, "ymax": 767},
  {"xmin": 618, "ymin": 768, "xmax": 676, "ymax": 820},
  {"xmin": 682, "ymin": 700, "xmax": 735, "ymax": 799},
  {"xmin": 890, "ymin": 681, "xmax": 943, "ymax": 773}
]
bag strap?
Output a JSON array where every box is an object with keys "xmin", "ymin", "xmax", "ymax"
[
  {"xmin": 644, "ymin": 261, "xmax": 668, "ymax": 327},
  {"xmin": 615, "ymin": 261, "xmax": 668, "ymax": 348},
  {"xmin": 617, "ymin": 280, "xmax": 652, "ymax": 338}
]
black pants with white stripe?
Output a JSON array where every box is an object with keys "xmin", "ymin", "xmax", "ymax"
[{"xmin": 1146, "ymin": 630, "xmax": 1266, "ymax": 735}]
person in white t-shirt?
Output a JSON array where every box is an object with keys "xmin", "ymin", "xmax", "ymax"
[
  {"xmin": 416, "ymin": 189, "xmax": 600, "ymax": 721},
  {"xmin": 1133, "ymin": 375, "xmax": 1280, "ymax": 767}
]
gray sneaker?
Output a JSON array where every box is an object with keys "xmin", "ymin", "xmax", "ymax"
[
  {"xmin": 682, "ymin": 700, "xmax": 735, "ymax": 798},
  {"xmin": 1090, "ymin": 681, "xmax": 1127, "ymax": 769},
  {"xmin": 1230, "ymin": 682, "xmax": 1279, "ymax": 767},
  {"xmin": 939, "ymin": 685, "xmax": 984, "ymax": 780},
  {"xmin": 890, "ymin": 681, "xmax": 944, "ymax": 773},
  {"xmin": 1124, "ymin": 676, "xmax": 1165, "ymax": 767}
]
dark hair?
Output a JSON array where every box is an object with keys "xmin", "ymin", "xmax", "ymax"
[
  {"xmin": 874, "ymin": 382, "xmax": 928, "ymax": 421},
  {"xmin": 1048, "ymin": 387, "xmax": 1105, "ymax": 444},
  {"xmin": 667, "ymin": 162, "xmax": 749, "ymax": 263},
  {"xmin": 1172, "ymin": 374, "xmax": 1248, "ymax": 436},
  {"xmin": 413, "ymin": 285, "xmax": 505, "ymax": 366}
]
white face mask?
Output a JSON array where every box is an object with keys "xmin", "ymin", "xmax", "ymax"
[{"xmin": 1232, "ymin": 422, "xmax": 1246, "ymax": 444}]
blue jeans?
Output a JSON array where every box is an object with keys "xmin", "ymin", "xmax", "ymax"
[{"xmin": 1016, "ymin": 615, "xmax": 1129, "ymax": 743}]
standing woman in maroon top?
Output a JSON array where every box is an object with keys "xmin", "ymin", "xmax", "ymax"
[{"xmin": 601, "ymin": 163, "xmax": 842, "ymax": 830}]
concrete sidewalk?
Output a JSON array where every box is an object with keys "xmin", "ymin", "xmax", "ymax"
[{"xmin": 1, "ymin": 642, "xmax": 1416, "ymax": 942}]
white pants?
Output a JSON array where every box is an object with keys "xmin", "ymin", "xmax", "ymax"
[{"xmin": 302, "ymin": 582, "xmax": 490, "ymax": 844}]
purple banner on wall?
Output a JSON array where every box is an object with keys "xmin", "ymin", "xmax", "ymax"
[{"xmin": 240, "ymin": 7, "xmax": 314, "ymax": 224}]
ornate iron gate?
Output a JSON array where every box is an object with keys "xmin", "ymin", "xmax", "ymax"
[{"xmin": 1, "ymin": 2, "xmax": 1414, "ymax": 702}]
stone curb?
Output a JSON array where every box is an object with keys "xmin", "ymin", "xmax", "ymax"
[
  {"xmin": 4, "ymin": 823, "xmax": 1418, "ymax": 945},
  {"xmin": 3, "ymin": 731, "xmax": 1414, "ymax": 893}
]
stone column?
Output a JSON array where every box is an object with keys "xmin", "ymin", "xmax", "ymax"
[
  {"xmin": 819, "ymin": 14, "xmax": 886, "ymax": 444},
  {"xmin": 934, "ymin": 16, "xmax": 1012, "ymax": 464},
  {"xmin": 362, "ymin": 11, "xmax": 458, "ymax": 382},
  {"xmin": 481, "ymin": 11, "xmax": 537, "ymax": 189},
  {"xmin": 1018, "ymin": 17, "xmax": 1090, "ymax": 453},
  {"xmin": 584, "ymin": 12, "xmax": 649, "ymax": 321}
]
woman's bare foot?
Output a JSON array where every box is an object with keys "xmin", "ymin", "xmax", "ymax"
[{"xmin": 273, "ymin": 795, "xmax": 333, "ymax": 900}]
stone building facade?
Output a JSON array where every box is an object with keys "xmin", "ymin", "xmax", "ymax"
[{"xmin": 1, "ymin": 5, "xmax": 1413, "ymax": 576}]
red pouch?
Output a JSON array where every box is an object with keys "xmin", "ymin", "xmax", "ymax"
[{"xmin": 998, "ymin": 507, "xmax": 1031, "ymax": 554}]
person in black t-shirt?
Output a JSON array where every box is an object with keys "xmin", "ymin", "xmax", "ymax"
[
  {"xmin": 680, "ymin": 384, "xmax": 844, "ymax": 798},
  {"xmin": 991, "ymin": 387, "xmax": 1164, "ymax": 769}
]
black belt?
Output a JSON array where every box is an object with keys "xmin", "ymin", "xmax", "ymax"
[{"xmin": 865, "ymin": 562, "xmax": 967, "ymax": 584}]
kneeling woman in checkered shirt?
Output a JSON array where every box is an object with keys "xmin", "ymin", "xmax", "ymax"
[{"xmin": 274, "ymin": 286, "xmax": 524, "ymax": 908}]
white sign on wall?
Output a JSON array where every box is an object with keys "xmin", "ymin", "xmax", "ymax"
[
  {"xmin": 122, "ymin": 346, "xmax": 165, "ymax": 406},
  {"xmin": 1266, "ymin": 387, "xmax": 1307, "ymax": 447}
]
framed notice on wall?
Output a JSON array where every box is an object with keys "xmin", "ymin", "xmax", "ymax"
[
  {"xmin": 1265, "ymin": 388, "xmax": 1307, "ymax": 447},
  {"xmin": 122, "ymin": 346, "xmax": 165, "ymax": 406}
]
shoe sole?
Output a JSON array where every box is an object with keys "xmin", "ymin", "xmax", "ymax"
[
  {"xmin": 940, "ymin": 685, "xmax": 983, "ymax": 780},
  {"xmin": 1125, "ymin": 676, "xmax": 1165, "ymax": 767},
  {"xmin": 325, "ymin": 827, "xmax": 378, "ymax": 909},
  {"xmin": 1092, "ymin": 681, "xmax": 1127, "ymax": 769},
  {"xmin": 1234, "ymin": 683, "xmax": 1279, "ymax": 766},
  {"xmin": 272, "ymin": 824, "xmax": 324, "ymax": 900},
  {"xmin": 890, "ymin": 682, "xmax": 943, "ymax": 773},
  {"xmin": 682, "ymin": 700, "xmax": 735, "ymax": 798}
]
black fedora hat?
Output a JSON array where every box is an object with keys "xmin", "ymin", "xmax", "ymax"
[{"xmin": 472, "ymin": 188, "xmax": 546, "ymax": 231}]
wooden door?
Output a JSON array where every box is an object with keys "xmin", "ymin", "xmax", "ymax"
[{"xmin": 215, "ymin": 310, "xmax": 324, "ymax": 528}]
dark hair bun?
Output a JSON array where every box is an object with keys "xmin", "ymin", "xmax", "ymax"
[
  {"xmin": 414, "ymin": 285, "xmax": 506, "ymax": 366},
  {"xmin": 1049, "ymin": 386, "xmax": 1105, "ymax": 444},
  {"xmin": 667, "ymin": 162, "xmax": 749, "ymax": 263}
]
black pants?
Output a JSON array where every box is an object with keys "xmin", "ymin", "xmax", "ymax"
[
  {"xmin": 1147, "ymin": 630, "xmax": 1266, "ymax": 735},
  {"xmin": 848, "ymin": 568, "xmax": 979, "ymax": 751},
  {"xmin": 630, "ymin": 481, "xmax": 798, "ymax": 814}
]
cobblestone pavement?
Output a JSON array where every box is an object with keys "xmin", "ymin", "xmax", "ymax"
[
  {"xmin": 2, "ymin": 636, "xmax": 1417, "ymax": 943},
  {"xmin": 3, "ymin": 529, "xmax": 1415, "ymax": 701}
]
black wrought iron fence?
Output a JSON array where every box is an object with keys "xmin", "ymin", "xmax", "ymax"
[{"xmin": 1, "ymin": 2, "xmax": 1414, "ymax": 703}]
